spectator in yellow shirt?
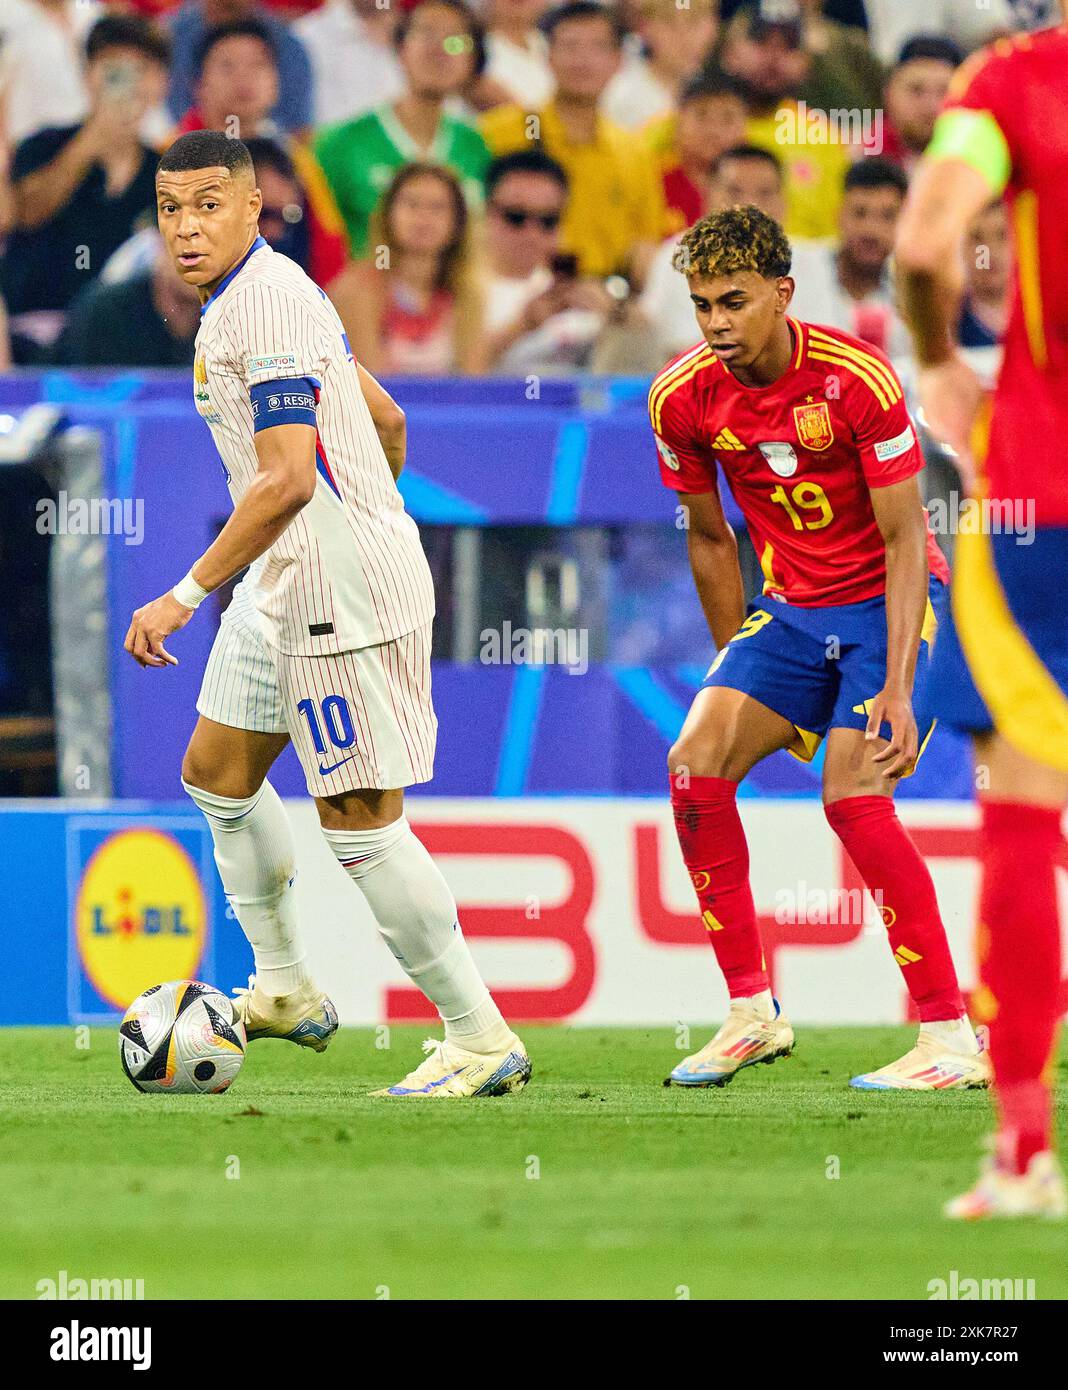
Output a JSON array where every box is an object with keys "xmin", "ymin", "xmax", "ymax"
[
  {"xmin": 481, "ymin": 1, "xmax": 668, "ymax": 285},
  {"xmin": 718, "ymin": 1, "xmax": 854, "ymax": 242}
]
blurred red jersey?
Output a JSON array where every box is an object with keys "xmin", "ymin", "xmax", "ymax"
[
  {"xmin": 943, "ymin": 27, "xmax": 1068, "ymax": 526},
  {"xmin": 649, "ymin": 319, "xmax": 949, "ymax": 607}
]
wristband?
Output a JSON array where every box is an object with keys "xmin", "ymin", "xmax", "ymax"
[{"xmin": 172, "ymin": 570, "xmax": 211, "ymax": 610}]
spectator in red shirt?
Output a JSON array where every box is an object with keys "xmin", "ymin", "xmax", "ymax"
[
  {"xmin": 657, "ymin": 70, "xmax": 748, "ymax": 237},
  {"xmin": 176, "ymin": 19, "xmax": 348, "ymax": 284},
  {"xmin": 881, "ymin": 35, "xmax": 964, "ymax": 174}
]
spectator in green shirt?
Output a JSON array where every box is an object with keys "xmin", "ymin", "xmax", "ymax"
[{"xmin": 315, "ymin": 0, "xmax": 492, "ymax": 258}]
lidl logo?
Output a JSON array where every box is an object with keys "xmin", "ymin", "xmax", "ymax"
[{"xmin": 72, "ymin": 825, "xmax": 208, "ymax": 1014}]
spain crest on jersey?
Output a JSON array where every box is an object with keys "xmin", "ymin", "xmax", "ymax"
[{"xmin": 793, "ymin": 400, "xmax": 834, "ymax": 452}]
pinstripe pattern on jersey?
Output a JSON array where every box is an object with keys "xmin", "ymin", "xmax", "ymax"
[
  {"xmin": 193, "ymin": 241, "xmax": 436, "ymax": 658},
  {"xmin": 196, "ymin": 579, "xmax": 436, "ymax": 792}
]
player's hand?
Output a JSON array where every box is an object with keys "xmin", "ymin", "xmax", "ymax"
[
  {"xmin": 867, "ymin": 686, "xmax": 918, "ymax": 780},
  {"xmin": 916, "ymin": 353, "xmax": 984, "ymax": 496},
  {"xmin": 124, "ymin": 592, "xmax": 194, "ymax": 669}
]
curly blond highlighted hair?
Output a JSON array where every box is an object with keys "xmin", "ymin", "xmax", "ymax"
[{"xmin": 673, "ymin": 205, "xmax": 792, "ymax": 281}]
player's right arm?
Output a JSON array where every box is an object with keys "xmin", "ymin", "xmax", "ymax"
[
  {"xmin": 682, "ymin": 490, "xmax": 747, "ymax": 652},
  {"xmin": 124, "ymin": 420, "xmax": 317, "ymax": 668},
  {"xmin": 650, "ymin": 366, "xmax": 745, "ymax": 649},
  {"xmin": 357, "ymin": 362, "xmax": 407, "ymax": 480}
]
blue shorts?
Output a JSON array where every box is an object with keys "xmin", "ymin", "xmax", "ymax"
[
  {"xmin": 927, "ymin": 527, "xmax": 1068, "ymax": 771},
  {"xmin": 703, "ymin": 580, "xmax": 947, "ymax": 764}
]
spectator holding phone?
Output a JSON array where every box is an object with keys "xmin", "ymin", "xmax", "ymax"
[
  {"xmin": 0, "ymin": 13, "xmax": 169, "ymax": 362},
  {"xmin": 482, "ymin": 149, "xmax": 617, "ymax": 375}
]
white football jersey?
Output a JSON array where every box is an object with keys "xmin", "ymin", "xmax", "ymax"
[{"xmin": 192, "ymin": 237, "xmax": 435, "ymax": 655}]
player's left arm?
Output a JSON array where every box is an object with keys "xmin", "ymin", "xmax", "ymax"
[
  {"xmin": 867, "ymin": 475, "xmax": 930, "ymax": 779},
  {"xmin": 895, "ymin": 85, "xmax": 1014, "ymax": 484},
  {"xmin": 124, "ymin": 420, "xmax": 317, "ymax": 668},
  {"xmin": 357, "ymin": 362, "xmax": 407, "ymax": 479}
]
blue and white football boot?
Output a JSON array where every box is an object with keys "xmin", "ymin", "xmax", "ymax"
[{"xmin": 371, "ymin": 1035, "xmax": 532, "ymax": 1098}]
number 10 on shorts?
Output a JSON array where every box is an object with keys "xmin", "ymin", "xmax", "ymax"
[{"xmin": 296, "ymin": 695, "xmax": 357, "ymax": 754}]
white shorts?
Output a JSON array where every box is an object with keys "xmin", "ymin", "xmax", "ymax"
[{"xmin": 196, "ymin": 582, "xmax": 437, "ymax": 796}]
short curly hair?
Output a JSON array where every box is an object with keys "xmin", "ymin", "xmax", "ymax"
[{"xmin": 673, "ymin": 206, "xmax": 792, "ymax": 281}]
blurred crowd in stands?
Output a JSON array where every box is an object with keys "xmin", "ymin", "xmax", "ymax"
[{"xmin": 0, "ymin": 0, "xmax": 1050, "ymax": 377}]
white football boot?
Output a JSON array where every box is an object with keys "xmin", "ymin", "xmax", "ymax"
[
  {"xmin": 666, "ymin": 998, "xmax": 794, "ymax": 1087},
  {"xmin": 230, "ymin": 976, "xmax": 338, "ymax": 1052},
  {"xmin": 946, "ymin": 1150, "xmax": 1067, "ymax": 1221},
  {"xmin": 850, "ymin": 1023, "xmax": 990, "ymax": 1091},
  {"xmin": 371, "ymin": 1035, "xmax": 531, "ymax": 1098}
]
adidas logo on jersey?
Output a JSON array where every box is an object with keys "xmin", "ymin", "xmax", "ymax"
[{"xmin": 713, "ymin": 428, "xmax": 745, "ymax": 451}]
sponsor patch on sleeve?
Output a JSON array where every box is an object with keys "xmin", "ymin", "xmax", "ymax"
[
  {"xmin": 873, "ymin": 425, "xmax": 916, "ymax": 462},
  {"xmin": 655, "ymin": 434, "xmax": 681, "ymax": 472},
  {"xmin": 247, "ymin": 353, "xmax": 298, "ymax": 375}
]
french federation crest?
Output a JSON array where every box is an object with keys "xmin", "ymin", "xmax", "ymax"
[
  {"xmin": 758, "ymin": 441, "xmax": 798, "ymax": 478},
  {"xmin": 793, "ymin": 400, "xmax": 834, "ymax": 452}
]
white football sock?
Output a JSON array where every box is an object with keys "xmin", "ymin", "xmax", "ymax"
[
  {"xmin": 183, "ymin": 779, "xmax": 310, "ymax": 996},
  {"xmin": 322, "ymin": 816, "xmax": 512, "ymax": 1053},
  {"xmin": 920, "ymin": 1015, "xmax": 980, "ymax": 1055},
  {"xmin": 735, "ymin": 989, "xmax": 776, "ymax": 1021}
]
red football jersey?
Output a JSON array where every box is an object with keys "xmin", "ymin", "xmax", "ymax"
[
  {"xmin": 942, "ymin": 27, "xmax": 1068, "ymax": 527},
  {"xmin": 649, "ymin": 319, "xmax": 950, "ymax": 607}
]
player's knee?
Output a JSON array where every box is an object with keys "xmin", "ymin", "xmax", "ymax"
[
  {"xmin": 668, "ymin": 729, "xmax": 734, "ymax": 780},
  {"xmin": 180, "ymin": 747, "xmax": 249, "ymax": 800}
]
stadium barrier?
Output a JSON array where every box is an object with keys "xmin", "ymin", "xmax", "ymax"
[{"xmin": 8, "ymin": 795, "xmax": 1066, "ymax": 1028}]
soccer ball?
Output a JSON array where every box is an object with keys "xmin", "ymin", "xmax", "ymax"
[{"xmin": 118, "ymin": 980, "xmax": 246, "ymax": 1094}]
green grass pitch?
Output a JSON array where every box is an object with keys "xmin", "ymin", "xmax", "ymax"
[{"xmin": 2, "ymin": 1025, "xmax": 1065, "ymax": 1301}]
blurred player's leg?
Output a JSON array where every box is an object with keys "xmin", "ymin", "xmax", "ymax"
[
  {"xmin": 182, "ymin": 717, "xmax": 338, "ymax": 1052},
  {"xmin": 947, "ymin": 734, "xmax": 1068, "ymax": 1220},
  {"xmin": 821, "ymin": 727, "xmax": 986, "ymax": 1091},
  {"xmin": 665, "ymin": 687, "xmax": 797, "ymax": 1086},
  {"xmin": 318, "ymin": 787, "xmax": 530, "ymax": 1098}
]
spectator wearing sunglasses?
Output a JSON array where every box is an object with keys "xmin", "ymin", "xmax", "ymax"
[{"xmin": 483, "ymin": 149, "xmax": 618, "ymax": 375}]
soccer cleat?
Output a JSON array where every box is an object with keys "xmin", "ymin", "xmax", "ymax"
[
  {"xmin": 945, "ymin": 1150, "xmax": 1067, "ymax": 1221},
  {"xmin": 849, "ymin": 1030, "xmax": 991, "ymax": 1090},
  {"xmin": 370, "ymin": 1035, "xmax": 531, "ymax": 1098},
  {"xmin": 666, "ymin": 999, "xmax": 794, "ymax": 1087},
  {"xmin": 230, "ymin": 976, "xmax": 338, "ymax": 1052}
]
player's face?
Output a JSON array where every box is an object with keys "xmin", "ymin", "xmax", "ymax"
[
  {"xmin": 156, "ymin": 166, "xmax": 262, "ymax": 299},
  {"xmin": 686, "ymin": 270, "xmax": 793, "ymax": 369}
]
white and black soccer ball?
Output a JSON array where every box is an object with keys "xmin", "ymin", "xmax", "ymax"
[{"xmin": 119, "ymin": 980, "xmax": 247, "ymax": 1094}]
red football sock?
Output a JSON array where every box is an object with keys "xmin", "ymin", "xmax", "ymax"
[
  {"xmin": 670, "ymin": 773, "xmax": 768, "ymax": 998},
  {"xmin": 825, "ymin": 795, "xmax": 964, "ymax": 1022},
  {"xmin": 977, "ymin": 800, "xmax": 1063, "ymax": 1175}
]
